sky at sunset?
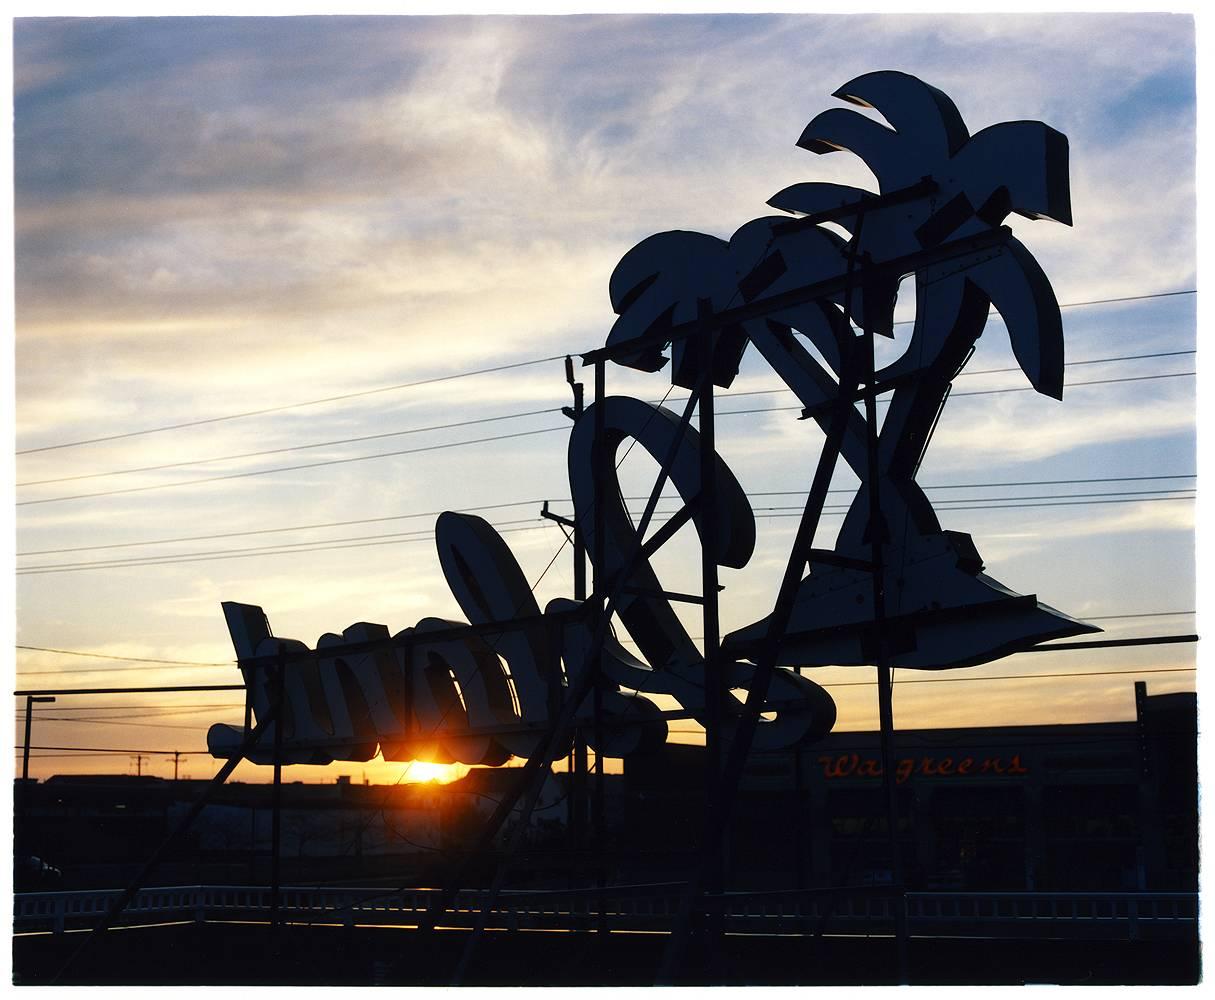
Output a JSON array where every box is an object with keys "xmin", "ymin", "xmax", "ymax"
[{"xmin": 9, "ymin": 9, "xmax": 1198, "ymax": 784}]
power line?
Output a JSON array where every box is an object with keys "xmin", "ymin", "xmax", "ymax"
[
  {"xmin": 15, "ymin": 289, "xmax": 1194, "ymax": 458},
  {"xmin": 1055, "ymin": 288, "xmax": 1196, "ymax": 310},
  {"xmin": 17, "ymin": 474, "xmax": 1195, "ymax": 559},
  {"xmin": 1087, "ymin": 610, "xmax": 1195, "ymax": 621},
  {"xmin": 20, "ymin": 663, "xmax": 1199, "ymax": 699},
  {"xmin": 18, "ymin": 516, "xmax": 541, "ymax": 574},
  {"xmin": 960, "ymin": 348, "xmax": 1193, "ymax": 377},
  {"xmin": 14, "ymin": 370, "xmax": 1198, "ymax": 509},
  {"xmin": 14, "ymin": 492, "xmax": 1194, "ymax": 577},
  {"xmin": 888, "ymin": 289, "xmax": 1195, "ymax": 327},
  {"xmin": 16, "ymin": 406, "xmax": 564, "ymax": 488},
  {"xmin": 16, "ymin": 703, "xmax": 243, "ymax": 716},
  {"xmin": 14, "ymin": 745, "xmax": 206, "ymax": 755},
  {"xmin": 748, "ymin": 491, "xmax": 1197, "ymax": 512},
  {"xmin": 16, "ymin": 522, "xmax": 555, "ymax": 576},
  {"xmin": 13, "ymin": 685, "xmax": 244, "ymax": 696},
  {"xmin": 16, "ymin": 426, "xmax": 569, "ymax": 507},
  {"xmin": 17, "ymin": 348, "xmax": 1194, "ymax": 490},
  {"xmin": 839, "ymin": 474, "xmax": 1196, "ymax": 491},
  {"xmin": 617, "ymin": 611, "xmax": 1195, "ymax": 646},
  {"xmin": 18, "ymin": 498, "xmax": 552, "ymax": 557},
  {"xmin": 16, "ymin": 494, "xmax": 1194, "ymax": 577},
  {"xmin": 9, "ymin": 667, "xmax": 1198, "ymax": 756},
  {"xmin": 19, "ymin": 754, "xmax": 161, "ymax": 760},
  {"xmin": 950, "ymin": 370, "xmax": 1193, "ymax": 398},
  {"xmin": 21, "ymin": 716, "xmax": 223, "ymax": 732},
  {"xmin": 16, "ymin": 665, "xmax": 233, "ymax": 678},
  {"xmin": 882, "ymin": 665, "xmax": 1194, "ymax": 687},
  {"xmin": 15, "ymin": 645, "xmax": 231, "ymax": 666},
  {"xmin": 712, "ymin": 372, "xmax": 1193, "ymax": 422},
  {"xmin": 15, "ymin": 354, "xmax": 568, "ymax": 456},
  {"xmin": 13, "ymin": 612, "xmax": 1198, "ymax": 688},
  {"xmin": 756, "ymin": 496, "xmax": 1192, "ymax": 514}
]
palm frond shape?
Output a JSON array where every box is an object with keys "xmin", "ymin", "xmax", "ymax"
[
  {"xmin": 606, "ymin": 230, "xmax": 747, "ymax": 389},
  {"xmin": 773, "ymin": 69, "xmax": 1072, "ymax": 399},
  {"xmin": 719, "ymin": 72, "xmax": 1097, "ymax": 669}
]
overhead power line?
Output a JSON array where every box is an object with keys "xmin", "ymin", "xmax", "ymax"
[
  {"xmin": 805, "ymin": 474, "xmax": 1196, "ymax": 492},
  {"xmin": 18, "ymin": 498, "xmax": 552, "ymax": 557},
  {"xmin": 16, "ymin": 474, "xmax": 1196, "ymax": 559},
  {"xmin": 958, "ymin": 348, "xmax": 1192, "ymax": 378},
  {"xmin": 860, "ymin": 665, "xmax": 1195, "ymax": 688},
  {"xmin": 16, "ymin": 354, "xmax": 568, "ymax": 456},
  {"xmin": 951, "ymin": 370, "xmax": 1192, "ymax": 398},
  {"xmin": 14, "ymin": 370, "xmax": 1197, "ymax": 508},
  {"xmin": 16, "ymin": 406, "xmax": 564, "ymax": 488},
  {"xmin": 16, "ymin": 496, "xmax": 1196, "ymax": 577},
  {"xmin": 21, "ymin": 716, "xmax": 222, "ymax": 732},
  {"xmin": 1055, "ymin": 288, "xmax": 1196, "ymax": 310},
  {"xmin": 617, "ymin": 611, "xmax": 1195, "ymax": 647},
  {"xmin": 16, "ymin": 665, "xmax": 233, "ymax": 678},
  {"xmin": 14, "ymin": 745, "xmax": 206, "ymax": 755},
  {"xmin": 17, "ymin": 348, "xmax": 1194, "ymax": 489},
  {"xmin": 16, "ymin": 523, "xmax": 556, "ymax": 576},
  {"xmin": 17, "ymin": 614, "xmax": 1195, "ymax": 683},
  {"xmin": 890, "ymin": 288, "xmax": 1194, "ymax": 326},
  {"xmin": 16, "ymin": 645, "xmax": 231, "ymax": 666},
  {"xmin": 14, "ymin": 289, "xmax": 1195, "ymax": 458},
  {"xmin": 1087, "ymin": 610, "xmax": 1195, "ymax": 621},
  {"xmin": 9, "ymin": 666, "xmax": 1199, "ymax": 753},
  {"xmin": 16, "ymin": 427, "xmax": 568, "ymax": 507},
  {"xmin": 17, "ymin": 516, "xmax": 540, "ymax": 573},
  {"xmin": 15, "ymin": 703, "xmax": 243, "ymax": 716},
  {"xmin": 14, "ymin": 492, "xmax": 1195, "ymax": 576},
  {"xmin": 13, "ymin": 684, "xmax": 244, "ymax": 696},
  {"xmin": 756, "ymin": 496, "xmax": 1192, "ymax": 515}
]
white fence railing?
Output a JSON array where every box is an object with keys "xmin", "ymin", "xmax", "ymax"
[{"xmin": 14, "ymin": 886, "xmax": 1197, "ymax": 940}]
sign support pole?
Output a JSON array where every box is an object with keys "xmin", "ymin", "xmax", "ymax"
[
  {"xmin": 566, "ymin": 358, "xmax": 589, "ymax": 874},
  {"xmin": 271, "ymin": 654, "xmax": 285, "ymax": 934},
  {"xmin": 697, "ymin": 308, "xmax": 725, "ymax": 964},
  {"xmin": 592, "ymin": 357, "xmax": 608, "ymax": 935},
  {"xmin": 861, "ymin": 300, "xmax": 910, "ymax": 984}
]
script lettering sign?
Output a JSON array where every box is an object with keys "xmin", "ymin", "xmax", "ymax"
[{"xmin": 210, "ymin": 71, "xmax": 1095, "ymax": 767}]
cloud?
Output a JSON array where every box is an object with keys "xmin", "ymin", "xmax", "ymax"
[
  {"xmin": 925, "ymin": 383, "xmax": 1193, "ymax": 469},
  {"xmin": 15, "ymin": 15, "xmax": 1194, "ymax": 412},
  {"xmin": 12, "ymin": 15, "xmax": 1196, "ymax": 774}
]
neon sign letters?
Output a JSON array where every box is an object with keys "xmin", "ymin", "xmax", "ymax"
[{"xmin": 210, "ymin": 71, "xmax": 1096, "ymax": 768}]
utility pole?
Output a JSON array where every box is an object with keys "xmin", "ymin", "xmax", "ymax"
[
  {"xmin": 856, "ymin": 242, "xmax": 910, "ymax": 984},
  {"xmin": 173, "ymin": 751, "xmax": 182, "ymax": 781},
  {"xmin": 18, "ymin": 695, "xmax": 55, "ymax": 860},
  {"xmin": 591, "ymin": 357, "xmax": 608, "ymax": 935},
  {"xmin": 697, "ymin": 313, "xmax": 725, "ymax": 963},
  {"xmin": 21, "ymin": 695, "xmax": 55, "ymax": 783},
  {"xmin": 564, "ymin": 357, "xmax": 589, "ymax": 863},
  {"xmin": 271, "ymin": 653, "xmax": 286, "ymax": 933}
]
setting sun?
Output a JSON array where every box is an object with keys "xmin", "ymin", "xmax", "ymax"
[{"xmin": 400, "ymin": 760, "xmax": 468, "ymax": 784}]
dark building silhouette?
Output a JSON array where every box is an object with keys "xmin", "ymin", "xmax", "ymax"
[
  {"xmin": 17, "ymin": 687, "xmax": 1195, "ymax": 899},
  {"xmin": 622, "ymin": 688, "xmax": 1196, "ymax": 893}
]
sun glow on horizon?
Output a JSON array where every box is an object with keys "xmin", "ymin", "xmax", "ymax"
[{"xmin": 401, "ymin": 760, "xmax": 469, "ymax": 784}]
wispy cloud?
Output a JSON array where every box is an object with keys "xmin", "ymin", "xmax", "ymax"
[{"xmin": 11, "ymin": 14, "xmax": 1195, "ymax": 775}]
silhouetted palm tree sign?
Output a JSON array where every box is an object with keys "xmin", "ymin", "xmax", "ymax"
[
  {"xmin": 212, "ymin": 72, "xmax": 1097, "ymax": 768},
  {"xmin": 606, "ymin": 70, "xmax": 1095, "ymax": 672}
]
